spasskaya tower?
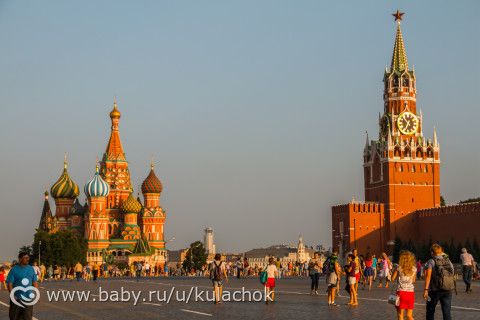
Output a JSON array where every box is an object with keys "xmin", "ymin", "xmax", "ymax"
[{"xmin": 363, "ymin": 10, "xmax": 440, "ymax": 241}]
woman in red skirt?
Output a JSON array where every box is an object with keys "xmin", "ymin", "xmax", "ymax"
[{"xmin": 391, "ymin": 251, "xmax": 417, "ymax": 320}]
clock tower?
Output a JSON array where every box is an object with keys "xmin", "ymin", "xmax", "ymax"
[{"xmin": 363, "ymin": 11, "xmax": 440, "ymax": 242}]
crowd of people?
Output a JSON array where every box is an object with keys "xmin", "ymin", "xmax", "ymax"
[{"xmin": 2, "ymin": 244, "xmax": 478, "ymax": 320}]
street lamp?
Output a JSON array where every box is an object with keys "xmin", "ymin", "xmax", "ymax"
[{"xmin": 38, "ymin": 241, "xmax": 42, "ymax": 265}]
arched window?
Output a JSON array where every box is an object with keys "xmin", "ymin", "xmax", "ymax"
[
  {"xmin": 416, "ymin": 148, "xmax": 423, "ymax": 158},
  {"xmin": 402, "ymin": 77, "xmax": 409, "ymax": 87},
  {"xmin": 404, "ymin": 147, "xmax": 411, "ymax": 158},
  {"xmin": 394, "ymin": 147, "xmax": 401, "ymax": 157},
  {"xmin": 427, "ymin": 148, "xmax": 434, "ymax": 158}
]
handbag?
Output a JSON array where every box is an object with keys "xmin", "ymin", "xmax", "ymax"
[
  {"xmin": 387, "ymin": 292, "xmax": 399, "ymax": 306},
  {"xmin": 260, "ymin": 267, "xmax": 268, "ymax": 284}
]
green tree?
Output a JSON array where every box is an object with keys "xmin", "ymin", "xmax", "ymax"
[
  {"xmin": 440, "ymin": 196, "xmax": 446, "ymax": 207},
  {"xmin": 31, "ymin": 230, "xmax": 87, "ymax": 267},
  {"xmin": 182, "ymin": 241, "xmax": 207, "ymax": 272}
]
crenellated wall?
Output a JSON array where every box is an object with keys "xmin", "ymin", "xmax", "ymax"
[{"xmin": 414, "ymin": 202, "xmax": 480, "ymax": 244}]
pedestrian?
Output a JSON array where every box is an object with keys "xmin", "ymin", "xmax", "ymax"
[
  {"xmin": 378, "ymin": 252, "xmax": 392, "ymax": 288},
  {"xmin": 264, "ymin": 257, "xmax": 279, "ymax": 304},
  {"xmin": 326, "ymin": 251, "xmax": 341, "ymax": 307},
  {"xmin": 391, "ymin": 250, "xmax": 416, "ymax": 320},
  {"xmin": 364, "ymin": 253, "xmax": 374, "ymax": 290},
  {"xmin": 460, "ymin": 248, "xmax": 475, "ymax": 293},
  {"xmin": 32, "ymin": 262, "xmax": 41, "ymax": 284},
  {"xmin": 6, "ymin": 252, "xmax": 38, "ymax": 320},
  {"xmin": 423, "ymin": 243, "xmax": 455, "ymax": 320},
  {"xmin": 209, "ymin": 253, "xmax": 228, "ymax": 304},
  {"xmin": 235, "ymin": 258, "xmax": 243, "ymax": 279},
  {"xmin": 308, "ymin": 252, "xmax": 322, "ymax": 295},
  {"xmin": 135, "ymin": 261, "xmax": 143, "ymax": 281},
  {"xmin": 74, "ymin": 262, "xmax": 83, "ymax": 282},
  {"xmin": 0, "ymin": 266, "xmax": 6, "ymax": 291},
  {"xmin": 352, "ymin": 249, "xmax": 361, "ymax": 292},
  {"xmin": 372, "ymin": 254, "xmax": 378, "ymax": 281},
  {"xmin": 92, "ymin": 263, "xmax": 99, "ymax": 282},
  {"xmin": 346, "ymin": 253, "xmax": 358, "ymax": 306}
]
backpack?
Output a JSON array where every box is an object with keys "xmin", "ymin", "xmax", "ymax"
[
  {"xmin": 431, "ymin": 256, "xmax": 455, "ymax": 291},
  {"xmin": 322, "ymin": 257, "xmax": 331, "ymax": 274},
  {"xmin": 211, "ymin": 262, "xmax": 224, "ymax": 281}
]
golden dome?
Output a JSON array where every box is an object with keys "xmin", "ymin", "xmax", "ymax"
[{"xmin": 110, "ymin": 99, "xmax": 121, "ymax": 119}]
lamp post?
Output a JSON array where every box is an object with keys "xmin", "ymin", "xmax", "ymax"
[{"xmin": 38, "ymin": 241, "xmax": 42, "ymax": 265}]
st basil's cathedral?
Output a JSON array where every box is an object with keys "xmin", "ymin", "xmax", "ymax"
[{"xmin": 38, "ymin": 100, "xmax": 167, "ymax": 265}]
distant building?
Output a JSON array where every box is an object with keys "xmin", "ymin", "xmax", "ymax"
[
  {"xmin": 204, "ymin": 227, "xmax": 216, "ymax": 255},
  {"xmin": 244, "ymin": 236, "xmax": 315, "ymax": 269}
]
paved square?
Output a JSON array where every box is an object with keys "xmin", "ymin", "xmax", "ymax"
[{"xmin": 1, "ymin": 277, "xmax": 479, "ymax": 319}]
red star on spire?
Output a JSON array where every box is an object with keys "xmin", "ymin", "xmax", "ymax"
[{"xmin": 392, "ymin": 10, "xmax": 405, "ymax": 22}]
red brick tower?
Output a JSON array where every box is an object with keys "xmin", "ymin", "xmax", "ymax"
[
  {"xmin": 363, "ymin": 11, "xmax": 440, "ymax": 243},
  {"xmin": 100, "ymin": 98, "xmax": 132, "ymax": 216}
]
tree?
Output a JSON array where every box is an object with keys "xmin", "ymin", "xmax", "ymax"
[
  {"xmin": 30, "ymin": 230, "xmax": 87, "ymax": 267},
  {"xmin": 182, "ymin": 241, "xmax": 207, "ymax": 272},
  {"xmin": 440, "ymin": 196, "xmax": 446, "ymax": 207}
]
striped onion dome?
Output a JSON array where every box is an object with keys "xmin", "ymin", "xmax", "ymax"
[
  {"xmin": 84, "ymin": 165, "xmax": 110, "ymax": 198},
  {"xmin": 121, "ymin": 192, "xmax": 142, "ymax": 214},
  {"xmin": 50, "ymin": 160, "xmax": 79, "ymax": 199},
  {"xmin": 141, "ymin": 164, "xmax": 163, "ymax": 194}
]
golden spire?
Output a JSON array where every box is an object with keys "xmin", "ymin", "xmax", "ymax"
[
  {"xmin": 150, "ymin": 154, "xmax": 155, "ymax": 170},
  {"xmin": 64, "ymin": 152, "xmax": 68, "ymax": 169},
  {"xmin": 390, "ymin": 10, "xmax": 408, "ymax": 72}
]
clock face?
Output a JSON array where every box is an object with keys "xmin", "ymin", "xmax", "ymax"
[{"xmin": 397, "ymin": 112, "xmax": 419, "ymax": 135}]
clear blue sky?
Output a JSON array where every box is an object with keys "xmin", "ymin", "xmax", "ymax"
[{"xmin": 0, "ymin": 1, "xmax": 478, "ymax": 261}]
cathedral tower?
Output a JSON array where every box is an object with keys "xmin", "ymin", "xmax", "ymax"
[
  {"xmin": 100, "ymin": 99, "xmax": 132, "ymax": 210},
  {"xmin": 141, "ymin": 162, "xmax": 167, "ymax": 258},
  {"xmin": 84, "ymin": 164, "xmax": 110, "ymax": 263}
]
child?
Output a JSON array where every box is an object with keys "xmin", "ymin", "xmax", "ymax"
[{"xmin": 265, "ymin": 257, "xmax": 279, "ymax": 304}]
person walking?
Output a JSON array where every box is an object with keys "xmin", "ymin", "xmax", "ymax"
[
  {"xmin": 308, "ymin": 252, "xmax": 322, "ymax": 295},
  {"xmin": 0, "ymin": 266, "xmax": 7, "ymax": 291},
  {"xmin": 378, "ymin": 252, "xmax": 392, "ymax": 288},
  {"xmin": 92, "ymin": 263, "xmax": 100, "ymax": 282},
  {"xmin": 346, "ymin": 253, "xmax": 358, "ymax": 306},
  {"xmin": 460, "ymin": 248, "xmax": 475, "ymax": 293},
  {"xmin": 372, "ymin": 254, "xmax": 378, "ymax": 281},
  {"xmin": 235, "ymin": 258, "xmax": 243, "ymax": 279},
  {"xmin": 363, "ymin": 253, "xmax": 374, "ymax": 291},
  {"xmin": 135, "ymin": 262, "xmax": 143, "ymax": 282},
  {"xmin": 7, "ymin": 252, "xmax": 39, "ymax": 320},
  {"xmin": 423, "ymin": 243, "xmax": 455, "ymax": 320},
  {"xmin": 391, "ymin": 251, "xmax": 416, "ymax": 320},
  {"xmin": 209, "ymin": 254, "xmax": 228, "ymax": 304},
  {"xmin": 74, "ymin": 262, "xmax": 83, "ymax": 282},
  {"xmin": 264, "ymin": 257, "xmax": 279, "ymax": 304},
  {"xmin": 326, "ymin": 251, "xmax": 341, "ymax": 307},
  {"xmin": 352, "ymin": 249, "xmax": 361, "ymax": 292}
]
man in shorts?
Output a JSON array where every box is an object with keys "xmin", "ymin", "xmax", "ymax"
[{"xmin": 210, "ymin": 254, "xmax": 228, "ymax": 304}]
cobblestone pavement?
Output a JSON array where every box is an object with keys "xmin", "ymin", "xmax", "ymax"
[{"xmin": 0, "ymin": 277, "xmax": 479, "ymax": 319}]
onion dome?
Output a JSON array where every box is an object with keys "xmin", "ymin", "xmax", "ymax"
[
  {"xmin": 110, "ymin": 98, "xmax": 121, "ymax": 119},
  {"xmin": 121, "ymin": 192, "xmax": 142, "ymax": 214},
  {"xmin": 141, "ymin": 163, "xmax": 163, "ymax": 194},
  {"xmin": 50, "ymin": 158, "xmax": 79, "ymax": 199},
  {"xmin": 84, "ymin": 165, "xmax": 110, "ymax": 198}
]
